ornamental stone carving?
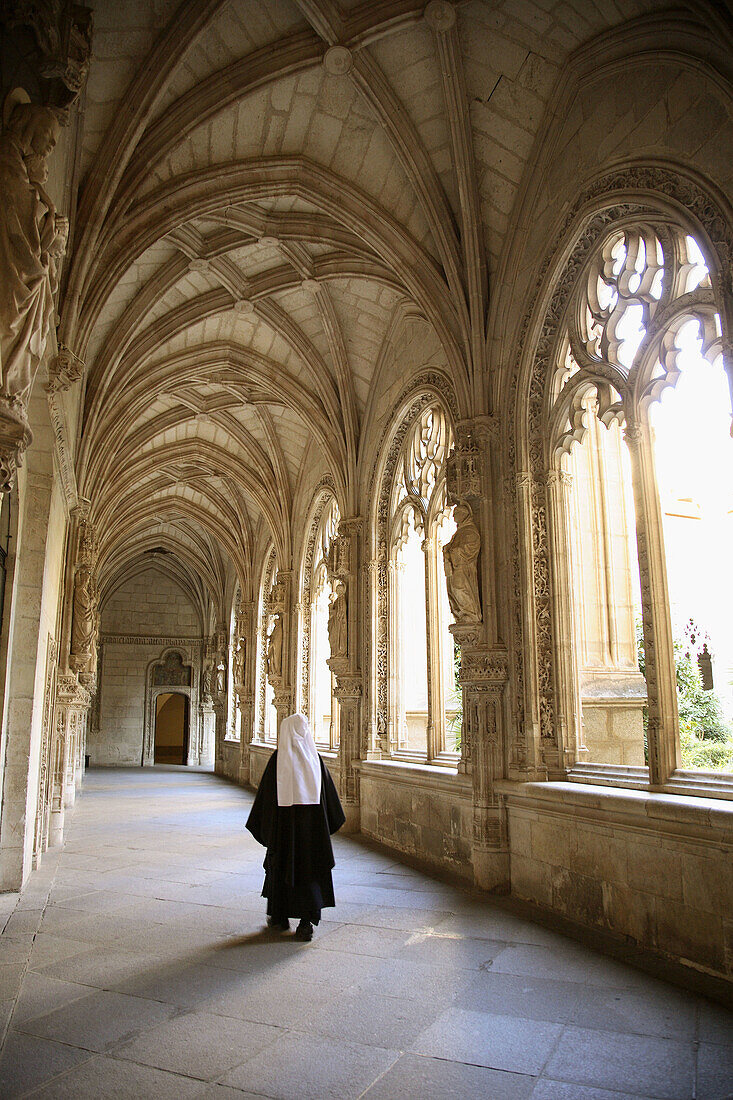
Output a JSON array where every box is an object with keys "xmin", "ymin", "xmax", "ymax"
[
  {"xmin": 267, "ymin": 614, "xmax": 283, "ymax": 681},
  {"xmin": 443, "ymin": 503, "xmax": 482, "ymax": 624},
  {"xmin": 69, "ymin": 563, "xmax": 97, "ymax": 677},
  {"xmin": 0, "ymin": 88, "xmax": 67, "ymax": 489},
  {"xmin": 327, "ymin": 580, "xmax": 348, "ymax": 659}
]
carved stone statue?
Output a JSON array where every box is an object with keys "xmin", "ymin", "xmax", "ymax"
[
  {"xmin": 70, "ymin": 564, "xmax": 97, "ymax": 673},
  {"xmin": 216, "ymin": 662, "xmax": 226, "ymax": 696},
  {"xmin": 233, "ymin": 639, "xmax": 245, "ymax": 686},
  {"xmin": 201, "ymin": 663, "xmax": 213, "ymax": 700},
  {"xmin": 328, "ymin": 581, "xmax": 348, "ymax": 658},
  {"xmin": 0, "ymin": 90, "xmax": 64, "ymax": 415},
  {"xmin": 267, "ymin": 614, "xmax": 283, "ymax": 680},
  {"xmin": 443, "ymin": 503, "xmax": 482, "ymax": 624}
]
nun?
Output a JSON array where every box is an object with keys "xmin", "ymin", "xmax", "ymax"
[{"xmin": 246, "ymin": 712, "xmax": 345, "ymax": 941}]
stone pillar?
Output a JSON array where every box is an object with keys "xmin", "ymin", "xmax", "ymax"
[
  {"xmin": 49, "ymin": 672, "xmax": 90, "ymax": 846},
  {"xmin": 327, "ymin": 517, "xmax": 363, "ymax": 831},
  {"xmin": 267, "ymin": 571, "xmax": 293, "ymax": 735},
  {"xmin": 447, "ymin": 418, "xmax": 510, "ymax": 891},
  {"xmin": 233, "ymin": 601, "xmax": 254, "ymax": 784},
  {"xmin": 199, "ymin": 703, "xmax": 216, "ymax": 768},
  {"xmin": 546, "ymin": 469, "xmax": 582, "ymax": 771},
  {"xmin": 624, "ymin": 422, "xmax": 680, "ymax": 785}
]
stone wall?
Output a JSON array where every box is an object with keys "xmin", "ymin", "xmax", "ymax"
[
  {"xmin": 359, "ymin": 763, "xmax": 474, "ymax": 881},
  {"xmin": 502, "ymin": 782, "xmax": 733, "ymax": 981},
  {"xmin": 93, "ymin": 569, "xmax": 202, "ymax": 766}
]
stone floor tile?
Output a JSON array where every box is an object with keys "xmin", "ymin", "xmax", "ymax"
[
  {"xmin": 28, "ymin": 1054, "xmax": 208, "ymax": 1098},
  {"xmin": 530, "ymin": 1082, "xmax": 651, "ymax": 1099},
  {"xmin": 410, "ymin": 1006, "xmax": 563, "ymax": 1075},
  {"xmin": 17, "ymin": 988, "xmax": 176, "ymax": 1051},
  {"xmin": 353, "ymin": 904, "xmax": 451, "ymax": 932},
  {"xmin": 569, "ymin": 982, "xmax": 698, "ymax": 1039},
  {"xmin": 300, "ymin": 987, "xmax": 443, "ymax": 1049},
  {"xmin": 199, "ymin": 969, "xmax": 339, "ymax": 1027},
  {"xmin": 696, "ymin": 1040, "xmax": 733, "ymax": 1099},
  {"xmin": 220, "ymin": 1030, "xmax": 400, "ymax": 1099},
  {"xmin": 543, "ymin": 1025, "xmax": 695, "ymax": 1099},
  {"xmin": 456, "ymin": 970, "xmax": 585, "ymax": 1022},
  {"xmin": 361, "ymin": 1052, "xmax": 536, "ymax": 1099},
  {"xmin": 0, "ymin": 1030, "xmax": 91, "ymax": 1098},
  {"xmin": 114, "ymin": 1009, "xmax": 281, "ymax": 1080},
  {"xmin": 10, "ymin": 972, "xmax": 92, "ymax": 1025},
  {"xmin": 117, "ymin": 958, "xmax": 259, "ymax": 1008},
  {"xmin": 394, "ymin": 930, "xmax": 506, "ymax": 970},
  {"xmin": 280, "ymin": 944, "xmax": 388, "ymax": 991},
  {"xmin": 35, "ymin": 945, "xmax": 175, "ymax": 990},
  {"xmin": 490, "ymin": 940, "xmax": 633, "ymax": 987},
  {"xmin": 3, "ymin": 908, "xmax": 44, "ymax": 936},
  {"xmin": 356, "ymin": 955, "xmax": 476, "ymax": 1002},
  {"xmin": 314, "ymin": 922, "xmax": 412, "ymax": 958},
  {"xmin": 0, "ymin": 934, "xmax": 35, "ymax": 965},
  {"xmin": 28, "ymin": 932, "xmax": 100, "ymax": 970}
]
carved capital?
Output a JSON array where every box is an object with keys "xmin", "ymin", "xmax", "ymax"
[
  {"xmin": 0, "ymin": 406, "xmax": 32, "ymax": 493},
  {"xmin": 45, "ymin": 346, "xmax": 84, "ymax": 393}
]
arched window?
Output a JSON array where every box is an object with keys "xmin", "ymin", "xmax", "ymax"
[
  {"xmin": 304, "ymin": 497, "xmax": 340, "ymax": 749},
  {"xmin": 547, "ymin": 223, "xmax": 733, "ymax": 784},
  {"xmin": 255, "ymin": 547, "xmax": 277, "ymax": 744},
  {"xmin": 387, "ymin": 404, "xmax": 457, "ymax": 761}
]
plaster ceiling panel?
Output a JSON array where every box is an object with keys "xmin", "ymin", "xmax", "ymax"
[
  {"xmin": 80, "ymin": 0, "xmax": 183, "ymax": 176},
  {"xmin": 151, "ymin": 0, "xmax": 310, "ymax": 118},
  {"xmin": 137, "ymin": 63, "xmax": 436, "ymax": 260},
  {"xmin": 459, "ymin": 0, "xmax": 669, "ymax": 270},
  {"xmin": 368, "ymin": 25, "xmax": 458, "ymax": 215},
  {"xmin": 325, "ymin": 279, "xmax": 403, "ymax": 413},
  {"xmin": 263, "ymin": 404, "xmax": 310, "ymax": 471},
  {"xmin": 86, "ymin": 240, "xmax": 180, "ymax": 368}
]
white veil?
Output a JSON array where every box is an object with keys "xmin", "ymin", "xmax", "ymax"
[{"xmin": 276, "ymin": 712, "xmax": 322, "ymax": 806}]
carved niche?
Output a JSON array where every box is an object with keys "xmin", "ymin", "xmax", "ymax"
[{"xmin": 152, "ymin": 651, "xmax": 192, "ymax": 688}]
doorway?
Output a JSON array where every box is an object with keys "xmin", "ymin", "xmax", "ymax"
[{"xmin": 154, "ymin": 693, "xmax": 189, "ymax": 764}]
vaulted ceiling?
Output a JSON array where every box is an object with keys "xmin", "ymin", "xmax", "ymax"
[{"xmin": 64, "ymin": 0, "xmax": 709, "ymax": 615}]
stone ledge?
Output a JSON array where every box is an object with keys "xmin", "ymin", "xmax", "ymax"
[
  {"xmin": 497, "ymin": 780, "xmax": 733, "ymax": 845},
  {"xmin": 358, "ymin": 758, "xmax": 472, "ymax": 797}
]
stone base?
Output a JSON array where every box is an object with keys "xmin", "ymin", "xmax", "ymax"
[
  {"xmin": 472, "ymin": 846, "xmax": 510, "ymax": 892},
  {"xmin": 341, "ymin": 802, "xmax": 360, "ymax": 834}
]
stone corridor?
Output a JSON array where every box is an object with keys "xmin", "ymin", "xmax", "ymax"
[{"xmin": 0, "ymin": 768, "xmax": 731, "ymax": 1099}]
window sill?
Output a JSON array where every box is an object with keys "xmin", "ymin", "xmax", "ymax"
[
  {"xmin": 497, "ymin": 779, "xmax": 733, "ymax": 839},
  {"xmin": 566, "ymin": 762, "xmax": 733, "ymax": 801},
  {"xmin": 357, "ymin": 757, "xmax": 472, "ymax": 796}
]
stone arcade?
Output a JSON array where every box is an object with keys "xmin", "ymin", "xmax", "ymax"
[{"xmin": 0, "ymin": 0, "xmax": 732, "ymax": 1089}]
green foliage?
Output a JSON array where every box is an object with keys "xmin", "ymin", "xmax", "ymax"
[{"xmin": 636, "ymin": 617, "xmax": 733, "ymax": 773}]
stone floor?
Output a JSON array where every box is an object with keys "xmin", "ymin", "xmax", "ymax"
[{"xmin": 0, "ymin": 768, "xmax": 732, "ymax": 1099}]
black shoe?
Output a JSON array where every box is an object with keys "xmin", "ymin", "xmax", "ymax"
[
  {"xmin": 294, "ymin": 920, "xmax": 313, "ymax": 942},
  {"xmin": 267, "ymin": 916, "xmax": 290, "ymax": 932}
]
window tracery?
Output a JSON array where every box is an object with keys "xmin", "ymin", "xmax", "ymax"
[
  {"xmin": 547, "ymin": 221, "xmax": 732, "ymax": 783},
  {"xmin": 385, "ymin": 404, "xmax": 457, "ymax": 761}
]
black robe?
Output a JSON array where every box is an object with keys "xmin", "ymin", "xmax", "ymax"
[{"xmin": 246, "ymin": 752, "xmax": 345, "ymax": 924}]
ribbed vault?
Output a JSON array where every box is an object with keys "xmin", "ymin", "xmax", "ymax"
[{"xmin": 63, "ymin": 0, "xmax": 714, "ymax": 617}]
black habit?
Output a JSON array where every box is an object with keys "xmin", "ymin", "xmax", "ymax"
[{"xmin": 246, "ymin": 752, "xmax": 345, "ymax": 924}]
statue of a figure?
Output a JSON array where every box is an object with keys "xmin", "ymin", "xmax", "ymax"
[
  {"xmin": 328, "ymin": 581, "xmax": 348, "ymax": 658},
  {"xmin": 233, "ymin": 639, "xmax": 245, "ymax": 685},
  {"xmin": 0, "ymin": 90, "xmax": 65, "ymax": 414},
  {"xmin": 70, "ymin": 564, "xmax": 97, "ymax": 672},
  {"xmin": 216, "ymin": 661, "xmax": 226, "ymax": 696},
  {"xmin": 201, "ymin": 664, "xmax": 213, "ymax": 699},
  {"xmin": 443, "ymin": 503, "xmax": 482, "ymax": 624},
  {"xmin": 267, "ymin": 614, "xmax": 283, "ymax": 680}
]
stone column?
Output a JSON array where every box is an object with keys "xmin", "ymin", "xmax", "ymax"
[
  {"xmin": 327, "ymin": 517, "xmax": 363, "ymax": 831},
  {"xmin": 545, "ymin": 469, "xmax": 582, "ymax": 770},
  {"xmin": 199, "ymin": 703, "xmax": 216, "ymax": 768},
  {"xmin": 267, "ymin": 571, "xmax": 293, "ymax": 734},
  {"xmin": 49, "ymin": 672, "xmax": 90, "ymax": 846},
  {"xmin": 447, "ymin": 418, "xmax": 510, "ymax": 891},
  {"xmin": 234, "ymin": 601, "xmax": 254, "ymax": 785},
  {"xmin": 624, "ymin": 422, "xmax": 680, "ymax": 785}
]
